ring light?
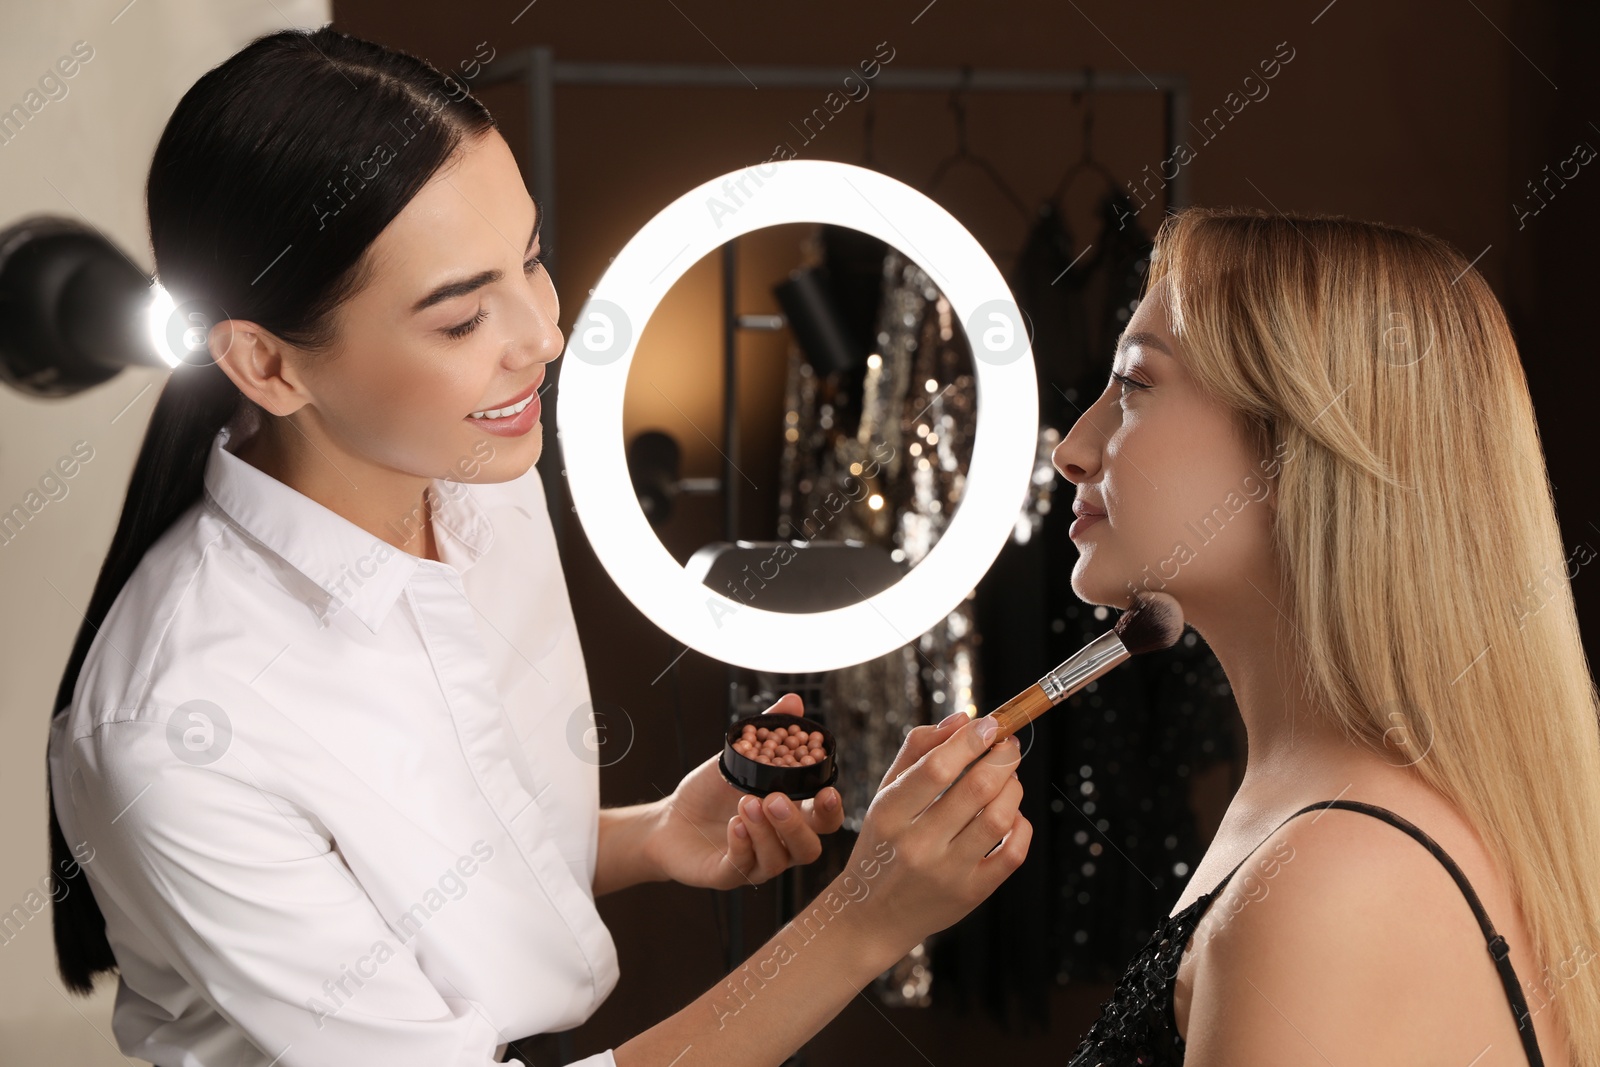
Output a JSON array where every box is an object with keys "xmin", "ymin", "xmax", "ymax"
[{"xmin": 557, "ymin": 159, "xmax": 1038, "ymax": 674}]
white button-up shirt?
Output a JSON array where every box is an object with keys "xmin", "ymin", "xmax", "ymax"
[{"xmin": 48, "ymin": 420, "xmax": 621, "ymax": 1066}]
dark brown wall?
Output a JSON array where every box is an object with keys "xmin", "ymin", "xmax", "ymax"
[{"xmin": 330, "ymin": 2, "xmax": 1596, "ymax": 1062}]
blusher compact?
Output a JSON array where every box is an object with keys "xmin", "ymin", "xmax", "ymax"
[{"xmin": 718, "ymin": 712, "xmax": 838, "ymax": 801}]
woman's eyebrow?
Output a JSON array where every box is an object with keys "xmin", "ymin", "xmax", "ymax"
[
  {"xmin": 1114, "ymin": 329, "xmax": 1172, "ymax": 358},
  {"xmin": 409, "ymin": 198, "xmax": 543, "ymax": 315}
]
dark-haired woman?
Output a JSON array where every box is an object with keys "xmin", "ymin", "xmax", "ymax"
[{"xmin": 45, "ymin": 28, "xmax": 1028, "ymax": 1067}]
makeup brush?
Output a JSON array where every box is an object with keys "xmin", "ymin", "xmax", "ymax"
[{"xmin": 986, "ymin": 592, "xmax": 1186, "ymax": 744}]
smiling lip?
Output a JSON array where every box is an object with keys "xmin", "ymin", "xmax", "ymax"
[{"xmin": 470, "ymin": 374, "xmax": 543, "ymax": 417}]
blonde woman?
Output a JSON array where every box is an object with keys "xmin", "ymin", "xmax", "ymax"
[{"xmin": 1056, "ymin": 207, "xmax": 1595, "ymax": 1066}]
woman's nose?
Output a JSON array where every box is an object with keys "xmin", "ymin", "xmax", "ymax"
[
  {"xmin": 1052, "ymin": 405, "xmax": 1104, "ymax": 484},
  {"xmin": 508, "ymin": 292, "xmax": 564, "ymax": 367}
]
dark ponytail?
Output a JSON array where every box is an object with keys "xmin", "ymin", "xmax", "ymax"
[{"xmin": 48, "ymin": 26, "xmax": 497, "ymax": 995}]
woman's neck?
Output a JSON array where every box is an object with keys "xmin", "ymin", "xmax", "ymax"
[
  {"xmin": 233, "ymin": 420, "xmax": 441, "ymax": 563},
  {"xmin": 1182, "ymin": 575, "xmax": 1368, "ymax": 808}
]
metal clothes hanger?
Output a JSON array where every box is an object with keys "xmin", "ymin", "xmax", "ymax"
[
  {"xmin": 1047, "ymin": 67, "xmax": 1123, "ymax": 212},
  {"xmin": 921, "ymin": 66, "xmax": 1032, "ymax": 224}
]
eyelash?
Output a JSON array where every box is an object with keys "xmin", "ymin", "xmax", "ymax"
[
  {"xmin": 1111, "ymin": 370, "xmax": 1150, "ymax": 396},
  {"xmin": 442, "ymin": 244, "xmax": 553, "ymax": 340}
]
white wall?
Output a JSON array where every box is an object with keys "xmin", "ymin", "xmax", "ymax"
[{"xmin": 0, "ymin": 1, "xmax": 330, "ymax": 1060}]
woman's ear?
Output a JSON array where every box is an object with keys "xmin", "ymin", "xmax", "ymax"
[{"xmin": 209, "ymin": 320, "xmax": 311, "ymax": 418}]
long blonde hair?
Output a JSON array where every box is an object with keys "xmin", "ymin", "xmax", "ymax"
[{"xmin": 1145, "ymin": 205, "xmax": 1600, "ymax": 1063}]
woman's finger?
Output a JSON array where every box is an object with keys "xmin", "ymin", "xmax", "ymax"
[
  {"xmin": 873, "ymin": 716, "xmax": 999, "ymax": 827},
  {"xmin": 921, "ymin": 735, "xmax": 1022, "ymax": 844},
  {"xmin": 799, "ymin": 786, "xmax": 845, "ymax": 836},
  {"xmin": 878, "ymin": 711, "xmax": 969, "ymax": 790},
  {"xmin": 949, "ymin": 775, "xmax": 1024, "ymax": 864},
  {"xmin": 738, "ymin": 793, "xmax": 792, "ymax": 880},
  {"xmin": 976, "ymin": 811, "xmax": 1033, "ymax": 888},
  {"xmin": 762, "ymin": 692, "xmax": 804, "ymax": 718},
  {"xmin": 760, "ymin": 792, "xmax": 823, "ymax": 867},
  {"xmin": 725, "ymin": 815, "xmax": 756, "ymax": 882}
]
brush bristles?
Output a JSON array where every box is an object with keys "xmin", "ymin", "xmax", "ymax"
[{"xmin": 1113, "ymin": 591, "xmax": 1186, "ymax": 655}]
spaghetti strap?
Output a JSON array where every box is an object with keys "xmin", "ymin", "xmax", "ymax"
[{"xmin": 1204, "ymin": 798, "xmax": 1544, "ymax": 1067}]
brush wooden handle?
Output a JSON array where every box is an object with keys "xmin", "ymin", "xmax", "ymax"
[
  {"xmin": 987, "ymin": 683, "xmax": 1054, "ymax": 745},
  {"xmin": 983, "ymin": 631, "xmax": 1132, "ymax": 745}
]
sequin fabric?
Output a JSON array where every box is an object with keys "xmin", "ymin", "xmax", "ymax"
[{"xmin": 1064, "ymin": 888, "xmax": 1222, "ymax": 1066}]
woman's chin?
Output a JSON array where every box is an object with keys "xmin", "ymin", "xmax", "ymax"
[
  {"xmin": 453, "ymin": 422, "xmax": 542, "ymax": 482},
  {"xmin": 1068, "ymin": 560, "xmax": 1136, "ymax": 612}
]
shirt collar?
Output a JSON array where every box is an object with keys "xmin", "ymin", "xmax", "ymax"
[{"xmin": 202, "ymin": 422, "xmax": 496, "ymax": 632}]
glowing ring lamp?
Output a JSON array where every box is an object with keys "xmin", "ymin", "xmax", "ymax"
[{"xmin": 558, "ymin": 159, "xmax": 1038, "ymax": 674}]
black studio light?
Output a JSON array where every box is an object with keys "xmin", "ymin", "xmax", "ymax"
[
  {"xmin": 771, "ymin": 265, "xmax": 865, "ymax": 378},
  {"xmin": 627, "ymin": 429, "xmax": 720, "ymax": 527},
  {"xmin": 0, "ymin": 214, "xmax": 174, "ymax": 398}
]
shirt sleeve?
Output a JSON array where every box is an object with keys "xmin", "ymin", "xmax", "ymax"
[{"xmin": 67, "ymin": 719, "xmax": 546, "ymax": 1067}]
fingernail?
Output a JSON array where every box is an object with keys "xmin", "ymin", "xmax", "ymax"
[
  {"xmin": 769, "ymin": 795, "xmax": 793, "ymax": 820},
  {"xmin": 822, "ymin": 789, "xmax": 839, "ymax": 809},
  {"xmin": 938, "ymin": 710, "xmax": 968, "ymax": 729},
  {"xmin": 733, "ymin": 820, "xmax": 749, "ymax": 839},
  {"xmin": 743, "ymin": 796, "xmax": 765, "ymax": 823},
  {"xmin": 976, "ymin": 716, "xmax": 998, "ymax": 743},
  {"xmin": 1011, "ymin": 770, "xmax": 1019, "ymax": 780}
]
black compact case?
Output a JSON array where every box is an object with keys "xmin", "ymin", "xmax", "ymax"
[{"xmin": 718, "ymin": 712, "xmax": 838, "ymax": 801}]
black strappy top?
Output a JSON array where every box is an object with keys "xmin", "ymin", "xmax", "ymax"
[{"xmin": 1064, "ymin": 798, "xmax": 1545, "ymax": 1066}]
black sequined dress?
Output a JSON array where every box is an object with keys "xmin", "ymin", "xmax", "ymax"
[
  {"xmin": 1064, "ymin": 799, "xmax": 1548, "ymax": 1066},
  {"xmin": 1061, "ymin": 880, "xmax": 1221, "ymax": 1065}
]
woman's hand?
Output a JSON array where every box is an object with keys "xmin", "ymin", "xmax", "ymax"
[
  {"xmin": 642, "ymin": 693, "xmax": 845, "ymax": 891},
  {"xmin": 832, "ymin": 710, "xmax": 1029, "ymax": 960},
  {"xmin": 611, "ymin": 710, "xmax": 1028, "ymax": 1067}
]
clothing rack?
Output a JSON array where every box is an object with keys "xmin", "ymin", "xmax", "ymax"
[{"xmin": 469, "ymin": 54, "xmax": 1187, "ymax": 1063}]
